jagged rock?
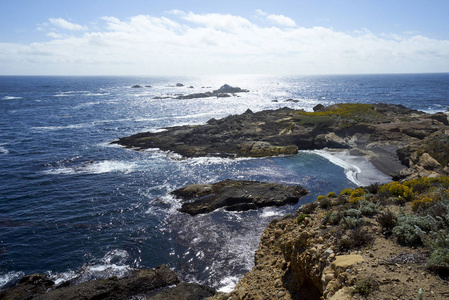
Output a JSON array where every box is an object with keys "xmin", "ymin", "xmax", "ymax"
[
  {"xmin": 171, "ymin": 179, "xmax": 307, "ymax": 215},
  {"xmin": 212, "ymin": 84, "xmax": 249, "ymax": 94},
  {"xmin": 313, "ymin": 104, "xmax": 325, "ymax": 112},
  {"xmin": 0, "ymin": 265, "xmax": 215, "ymax": 300},
  {"xmin": 419, "ymin": 153, "xmax": 441, "ymax": 170}
]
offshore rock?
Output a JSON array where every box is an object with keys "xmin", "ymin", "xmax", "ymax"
[
  {"xmin": 175, "ymin": 84, "xmax": 248, "ymax": 100},
  {"xmin": 0, "ymin": 265, "xmax": 215, "ymax": 300},
  {"xmin": 171, "ymin": 179, "xmax": 307, "ymax": 215}
]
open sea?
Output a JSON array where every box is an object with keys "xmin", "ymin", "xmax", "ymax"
[{"xmin": 1, "ymin": 73, "xmax": 448, "ymax": 291}]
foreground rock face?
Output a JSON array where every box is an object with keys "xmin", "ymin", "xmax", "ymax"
[
  {"xmin": 171, "ymin": 179, "xmax": 307, "ymax": 215},
  {"xmin": 0, "ymin": 265, "xmax": 215, "ymax": 300},
  {"xmin": 113, "ymin": 103, "xmax": 449, "ymax": 179},
  {"xmin": 215, "ymin": 181, "xmax": 449, "ymax": 300}
]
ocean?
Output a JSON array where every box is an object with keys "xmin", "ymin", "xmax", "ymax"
[{"xmin": 1, "ymin": 73, "xmax": 448, "ymax": 291}]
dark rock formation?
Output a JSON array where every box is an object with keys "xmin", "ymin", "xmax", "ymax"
[
  {"xmin": 131, "ymin": 85, "xmax": 142, "ymax": 88},
  {"xmin": 113, "ymin": 103, "xmax": 449, "ymax": 179},
  {"xmin": 212, "ymin": 84, "xmax": 249, "ymax": 94},
  {"xmin": 171, "ymin": 179, "xmax": 307, "ymax": 215},
  {"xmin": 0, "ymin": 265, "xmax": 215, "ymax": 300},
  {"xmin": 174, "ymin": 84, "xmax": 248, "ymax": 100},
  {"xmin": 176, "ymin": 83, "xmax": 184, "ymax": 87}
]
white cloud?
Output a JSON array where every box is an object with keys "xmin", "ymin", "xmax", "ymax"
[
  {"xmin": 0, "ymin": 11, "xmax": 448, "ymax": 75},
  {"xmin": 256, "ymin": 9, "xmax": 296, "ymax": 27},
  {"xmin": 49, "ymin": 18, "xmax": 87, "ymax": 31}
]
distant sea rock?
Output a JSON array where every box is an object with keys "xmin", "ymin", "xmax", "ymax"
[
  {"xmin": 176, "ymin": 83, "xmax": 184, "ymax": 87},
  {"xmin": 175, "ymin": 84, "xmax": 249, "ymax": 100}
]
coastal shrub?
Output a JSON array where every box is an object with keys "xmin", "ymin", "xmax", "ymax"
[
  {"xmin": 358, "ymin": 199, "xmax": 378, "ymax": 216},
  {"xmin": 327, "ymin": 192, "xmax": 337, "ymax": 198},
  {"xmin": 339, "ymin": 188, "xmax": 353, "ymax": 197},
  {"xmin": 328, "ymin": 211, "xmax": 343, "ymax": 225},
  {"xmin": 341, "ymin": 216, "xmax": 363, "ymax": 229},
  {"xmin": 316, "ymin": 195, "xmax": 327, "ymax": 202},
  {"xmin": 296, "ymin": 213, "xmax": 310, "ymax": 224},
  {"xmin": 349, "ymin": 188, "xmax": 367, "ymax": 204},
  {"xmin": 351, "ymin": 278, "xmax": 377, "ymax": 297},
  {"xmin": 349, "ymin": 227, "xmax": 374, "ymax": 248},
  {"xmin": 426, "ymin": 247, "xmax": 449, "ymax": 275},
  {"xmin": 411, "ymin": 197, "xmax": 435, "ymax": 212},
  {"xmin": 376, "ymin": 210, "xmax": 397, "ymax": 231},
  {"xmin": 365, "ymin": 182, "xmax": 380, "ymax": 194},
  {"xmin": 319, "ymin": 197, "xmax": 332, "ymax": 209},
  {"xmin": 392, "ymin": 214, "xmax": 435, "ymax": 245},
  {"xmin": 379, "ymin": 182, "xmax": 415, "ymax": 201}
]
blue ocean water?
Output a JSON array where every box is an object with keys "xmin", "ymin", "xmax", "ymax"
[{"xmin": 0, "ymin": 74, "xmax": 448, "ymax": 291}]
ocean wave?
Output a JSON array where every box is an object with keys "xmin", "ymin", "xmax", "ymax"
[
  {"xmin": 48, "ymin": 249, "xmax": 132, "ymax": 286},
  {"xmin": 2, "ymin": 96, "xmax": 23, "ymax": 100},
  {"xmin": 44, "ymin": 160, "xmax": 137, "ymax": 175},
  {"xmin": 0, "ymin": 145, "xmax": 9, "ymax": 154},
  {"xmin": 0, "ymin": 271, "xmax": 25, "ymax": 289}
]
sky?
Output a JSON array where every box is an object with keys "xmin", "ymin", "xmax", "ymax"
[{"xmin": 1, "ymin": 0, "xmax": 448, "ymax": 76}]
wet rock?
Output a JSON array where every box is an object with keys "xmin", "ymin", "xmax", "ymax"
[
  {"xmin": 0, "ymin": 265, "xmax": 215, "ymax": 300},
  {"xmin": 171, "ymin": 179, "xmax": 307, "ymax": 215},
  {"xmin": 131, "ymin": 85, "xmax": 142, "ymax": 88},
  {"xmin": 176, "ymin": 83, "xmax": 184, "ymax": 87}
]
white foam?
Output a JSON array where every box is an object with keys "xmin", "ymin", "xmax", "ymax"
[
  {"xmin": 49, "ymin": 249, "xmax": 132, "ymax": 286},
  {"xmin": 260, "ymin": 207, "xmax": 283, "ymax": 218},
  {"xmin": 218, "ymin": 276, "xmax": 241, "ymax": 293},
  {"xmin": 2, "ymin": 96, "xmax": 23, "ymax": 100},
  {"xmin": 307, "ymin": 149, "xmax": 391, "ymax": 186},
  {"xmin": 0, "ymin": 145, "xmax": 9, "ymax": 154},
  {"xmin": 0, "ymin": 271, "xmax": 24, "ymax": 289},
  {"xmin": 44, "ymin": 160, "xmax": 137, "ymax": 175}
]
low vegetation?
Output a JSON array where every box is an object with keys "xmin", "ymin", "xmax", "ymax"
[{"xmin": 314, "ymin": 176, "xmax": 449, "ymax": 277}]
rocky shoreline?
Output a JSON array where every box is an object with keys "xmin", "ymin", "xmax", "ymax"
[{"xmin": 113, "ymin": 102, "xmax": 449, "ymax": 181}]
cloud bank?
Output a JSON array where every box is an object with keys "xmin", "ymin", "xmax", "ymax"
[{"xmin": 1, "ymin": 10, "xmax": 448, "ymax": 75}]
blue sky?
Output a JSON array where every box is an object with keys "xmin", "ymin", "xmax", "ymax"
[{"xmin": 1, "ymin": 0, "xmax": 448, "ymax": 75}]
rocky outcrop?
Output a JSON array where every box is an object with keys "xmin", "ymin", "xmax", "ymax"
[
  {"xmin": 174, "ymin": 84, "xmax": 249, "ymax": 100},
  {"xmin": 113, "ymin": 103, "xmax": 449, "ymax": 179},
  {"xmin": 1, "ymin": 265, "xmax": 215, "ymax": 300},
  {"xmin": 171, "ymin": 179, "xmax": 307, "ymax": 215}
]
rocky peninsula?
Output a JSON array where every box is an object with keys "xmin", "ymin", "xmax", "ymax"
[{"xmin": 113, "ymin": 103, "xmax": 449, "ymax": 180}]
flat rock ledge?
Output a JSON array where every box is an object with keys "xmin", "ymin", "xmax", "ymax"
[
  {"xmin": 171, "ymin": 179, "xmax": 307, "ymax": 215},
  {"xmin": 0, "ymin": 265, "xmax": 216, "ymax": 300}
]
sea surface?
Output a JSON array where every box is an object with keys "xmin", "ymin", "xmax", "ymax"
[{"xmin": 1, "ymin": 74, "xmax": 448, "ymax": 291}]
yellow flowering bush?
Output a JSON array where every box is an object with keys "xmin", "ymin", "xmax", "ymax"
[
  {"xmin": 339, "ymin": 188, "xmax": 353, "ymax": 197},
  {"xmin": 411, "ymin": 197, "xmax": 435, "ymax": 212},
  {"xmin": 350, "ymin": 188, "xmax": 367, "ymax": 204},
  {"xmin": 379, "ymin": 182, "xmax": 415, "ymax": 201}
]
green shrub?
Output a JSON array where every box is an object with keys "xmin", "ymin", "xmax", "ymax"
[
  {"xmin": 358, "ymin": 199, "xmax": 378, "ymax": 216},
  {"xmin": 392, "ymin": 214, "xmax": 435, "ymax": 245},
  {"xmin": 327, "ymin": 192, "xmax": 337, "ymax": 198},
  {"xmin": 329, "ymin": 211, "xmax": 343, "ymax": 225},
  {"xmin": 376, "ymin": 210, "xmax": 397, "ymax": 231},
  {"xmin": 341, "ymin": 216, "xmax": 363, "ymax": 229},
  {"xmin": 351, "ymin": 278, "xmax": 376, "ymax": 297},
  {"xmin": 297, "ymin": 213, "xmax": 310, "ymax": 224},
  {"xmin": 426, "ymin": 247, "xmax": 449, "ymax": 274}
]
